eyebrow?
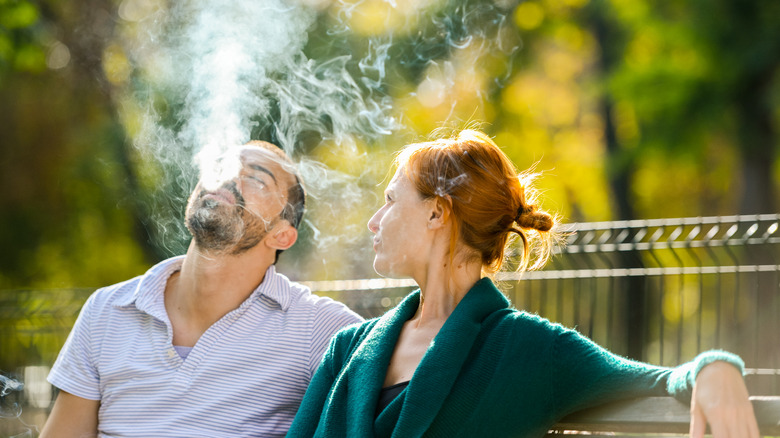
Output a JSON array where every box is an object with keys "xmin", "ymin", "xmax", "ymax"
[{"xmin": 248, "ymin": 163, "xmax": 278, "ymax": 185}]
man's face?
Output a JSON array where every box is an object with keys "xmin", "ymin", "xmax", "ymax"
[{"xmin": 185, "ymin": 146, "xmax": 294, "ymax": 255}]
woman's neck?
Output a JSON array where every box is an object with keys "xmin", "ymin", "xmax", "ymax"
[{"xmin": 412, "ymin": 256, "xmax": 482, "ymax": 325}]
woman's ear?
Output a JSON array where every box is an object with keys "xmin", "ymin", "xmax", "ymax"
[
  {"xmin": 267, "ymin": 223, "xmax": 298, "ymax": 251},
  {"xmin": 428, "ymin": 196, "xmax": 450, "ymax": 230}
]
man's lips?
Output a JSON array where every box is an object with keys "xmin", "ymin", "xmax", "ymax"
[{"xmin": 203, "ymin": 188, "xmax": 237, "ymax": 205}]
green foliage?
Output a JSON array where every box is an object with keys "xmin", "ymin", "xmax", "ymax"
[
  {"xmin": 0, "ymin": 0, "xmax": 46, "ymax": 74},
  {"xmin": 600, "ymin": 0, "xmax": 779, "ymax": 215},
  {"xmin": 0, "ymin": 1, "xmax": 39, "ymax": 29},
  {"xmin": 0, "ymin": 289, "xmax": 92, "ymax": 370}
]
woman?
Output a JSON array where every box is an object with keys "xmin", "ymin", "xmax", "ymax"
[{"xmin": 288, "ymin": 130, "xmax": 758, "ymax": 437}]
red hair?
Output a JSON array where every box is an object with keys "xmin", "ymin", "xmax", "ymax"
[{"xmin": 396, "ymin": 130, "xmax": 555, "ymax": 274}]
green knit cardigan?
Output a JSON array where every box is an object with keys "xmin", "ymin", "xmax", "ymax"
[{"xmin": 288, "ymin": 277, "xmax": 743, "ymax": 438}]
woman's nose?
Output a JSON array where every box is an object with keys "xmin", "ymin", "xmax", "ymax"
[{"xmin": 367, "ymin": 210, "xmax": 380, "ymax": 234}]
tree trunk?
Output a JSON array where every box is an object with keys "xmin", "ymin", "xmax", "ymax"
[
  {"xmin": 588, "ymin": 2, "xmax": 646, "ymax": 361},
  {"xmin": 737, "ymin": 69, "xmax": 777, "ymax": 215}
]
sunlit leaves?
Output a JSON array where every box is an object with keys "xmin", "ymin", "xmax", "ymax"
[
  {"xmin": 102, "ymin": 43, "xmax": 131, "ymax": 85},
  {"xmin": 0, "ymin": 1, "xmax": 38, "ymax": 29},
  {"xmin": 337, "ymin": 0, "xmax": 443, "ymax": 36},
  {"xmin": 514, "ymin": 2, "xmax": 544, "ymax": 30},
  {"xmin": 0, "ymin": 0, "xmax": 46, "ymax": 73},
  {"xmin": 10, "ymin": 43, "xmax": 44, "ymax": 72}
]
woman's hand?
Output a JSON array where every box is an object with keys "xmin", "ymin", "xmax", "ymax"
[{"xmin": 690, "ymin": 360, "xmax": 759, "ymax": 438}]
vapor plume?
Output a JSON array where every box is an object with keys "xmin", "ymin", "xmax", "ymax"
[
  {"xmin": 0, "ymin": 374, "xmax": 32, "ymax": 437},
  {"xmin": 118, "ymin": 0, "xmax": 520, "ymax": 275},
  {"xmin": 124, "ymin": 0, "xmax": 396, "ymax": 258}
]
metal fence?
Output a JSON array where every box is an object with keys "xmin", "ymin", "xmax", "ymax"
[{"xmin": 305, "ymin": 214, "xmax": 780, "ymax": 395}]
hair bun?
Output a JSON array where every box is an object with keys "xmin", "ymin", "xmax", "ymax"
[{"xmin": 516, "ymin": 206, "xmax": 553, "ymax": 232}]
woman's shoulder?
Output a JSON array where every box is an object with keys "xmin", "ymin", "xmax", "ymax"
[
  {"xmin": 488, "ymin": 307, "xmax": 573, "ymax": 339},
  {"xmin": 334, "ymin": 316, "xmax": 380, "ymax": 337},
  {"xmin": 329, "ymin": 316, "xmax": 381, "ymax": 349}
]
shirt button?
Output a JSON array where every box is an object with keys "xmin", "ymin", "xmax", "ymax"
[{"xmin": 168, "ymin": 349, "xmax": 176, "ymax": 358}]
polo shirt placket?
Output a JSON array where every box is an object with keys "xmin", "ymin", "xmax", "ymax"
[{"xmin": 129, "ymin": 262, "xmax": 270, "ymax": 386}]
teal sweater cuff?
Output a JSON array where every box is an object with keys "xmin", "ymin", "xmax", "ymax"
[{"xmin": 666, "ymin": 350, "xmax": 745, "ymax": 401}]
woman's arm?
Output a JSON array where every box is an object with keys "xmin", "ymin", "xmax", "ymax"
[
  {"xmin": 547, "ymin": 322, "xmax": 759, "ymax": 437},
  {"xmin": 690, "ymin": 361, "xmax": 759, "ymax": 438}
]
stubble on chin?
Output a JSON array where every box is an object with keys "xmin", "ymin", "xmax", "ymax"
[
  {"xmin": 186, "ymin": 197, "xmax": 243, "ymax": 253},
  {"xmin": 185, "ymin": 195, "xmax": 270, "ymax": 256}
]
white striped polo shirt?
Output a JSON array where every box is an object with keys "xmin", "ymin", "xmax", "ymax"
[{"xmin": 48, "ymin": 256, "xmax": 363, "ymax": 437}]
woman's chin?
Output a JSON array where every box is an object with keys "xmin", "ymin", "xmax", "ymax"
[
  {"xmin": 372, "ymin": 260, "xmax": 390, "ymax": 277},
  {"xmin": 373, "ymin": 261, "xmax": 410, "ymax": 280}
]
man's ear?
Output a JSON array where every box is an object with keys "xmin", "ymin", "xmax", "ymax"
[
  {"xmin": 267, "ymin": 223, "xmax": 298, "ymax": 251},
  {"xmin": 428, "ymin": 196, "xmax": 450, "ymax": 230}
]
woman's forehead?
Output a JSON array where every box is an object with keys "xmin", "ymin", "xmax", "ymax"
[
  {"xmin": 388, "ymin": 168, "xmax": 406, "ymax": 187},
  {"xmin": 392, "ymin": 163, "xmax": 412, "ymax": 181},
  {"xmin": 388, "ymin": 168, "xmax": 418, "ymax": 195}
]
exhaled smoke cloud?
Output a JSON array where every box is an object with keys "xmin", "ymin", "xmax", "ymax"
[
  {"xmin": 127, "ymin": 0, "xmax": 396, "ymax": 257},
  {"xmin": 143, "ymin": 0, "xmax": 396, "ymax": 169},
  {"xmin": 0, "ymin": 374, "xmax": 32, "ymax": 437},
  {"xmin": 123, "ymin": 0, "xmax": 520, "ymax": 272}
]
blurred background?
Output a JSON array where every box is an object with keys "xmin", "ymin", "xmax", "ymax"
[{"xmin": 0, "ymin": 0, "xmax": 778, "ymax": 435}]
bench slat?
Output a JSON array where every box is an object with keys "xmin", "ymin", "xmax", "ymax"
[{"xmin": 548, "ymin": 396, "xmax": 780, "ymax": 436}]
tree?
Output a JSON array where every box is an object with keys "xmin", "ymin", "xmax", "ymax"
[{"xmin": 0, "ymin": 0, "xmax": 155, "ymax": 289}]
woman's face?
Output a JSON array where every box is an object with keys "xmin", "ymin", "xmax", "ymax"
[{"xmin": 367, "ymin": 168, "xmax": 434, "ymax": 278}]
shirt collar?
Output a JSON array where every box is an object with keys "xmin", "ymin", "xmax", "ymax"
[
  {"xmin": 112, "ymin": 256, "xmax": 184, "ymax": 321},
  {"xmin": 252, "ymin": 264, "xmax": 293, "ymax": 312}
]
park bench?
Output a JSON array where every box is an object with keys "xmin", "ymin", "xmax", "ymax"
[{"xmin": 548, "ymin": 396, "xmax": 780, "ymax": 436}]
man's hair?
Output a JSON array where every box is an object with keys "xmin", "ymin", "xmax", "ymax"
[{"xmin": 244, "ymin": 140, "xmax": 305, "ymax": 262}]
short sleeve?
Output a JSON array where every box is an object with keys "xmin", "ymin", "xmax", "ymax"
[
  {"xmin": 308, "ymin": 298, "xmax": 363, "ymax": 375},
  {"xmin": 47, "ymin": 291, "xmax": 102, "ymax": 400}
]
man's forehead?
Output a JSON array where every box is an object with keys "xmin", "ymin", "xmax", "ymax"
[{"xmin": 237, "ymin": 146, "xmax": 295, "ymax": 184}]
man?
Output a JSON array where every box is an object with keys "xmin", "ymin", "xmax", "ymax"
[{"xmin": 40, "ymin": 141, "xmax": 362, "ymax": 437}]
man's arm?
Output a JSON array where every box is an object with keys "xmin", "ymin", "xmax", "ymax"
[
  {"xmin": 39, "ymin": 390, "xmax": 99, "ymax": 438},
  {"xmin": 308, "ymin": 298, "xmax": 363, "ymax": 375}
]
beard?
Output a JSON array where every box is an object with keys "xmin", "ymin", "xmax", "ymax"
[{"xmin": 185, "ymin": 181, "xmax": 273, "ymax": 255}]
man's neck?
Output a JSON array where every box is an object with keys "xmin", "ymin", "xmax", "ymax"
[{"xmin": 164, "ymin": 242, "xmax": 275, "ymax": 346}]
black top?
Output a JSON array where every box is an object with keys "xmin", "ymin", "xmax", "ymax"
[{"xmin": 375, "ymin": 381, "xmax": 410, "ymax": 417}]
